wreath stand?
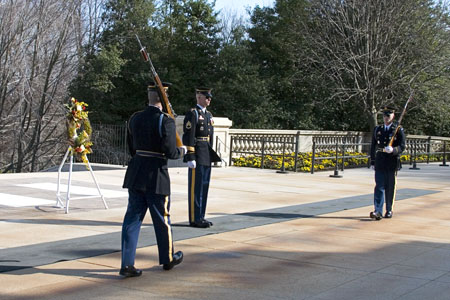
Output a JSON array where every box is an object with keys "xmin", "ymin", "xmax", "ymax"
[{"xmin": 56, "ymin": 147, "xmax": 108, "ymax": 214}]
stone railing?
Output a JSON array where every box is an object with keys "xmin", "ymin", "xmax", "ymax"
[
  {"xmin": 405, "ymin": 135, "xmax": 450, "ymax": 155},
  {"xmin": 228, "ymin": 129, "xmax": 371, "ymax": 158},
  {"xmin": 169, "ymin": 117, "xmax": 450, "ymax": 167}
]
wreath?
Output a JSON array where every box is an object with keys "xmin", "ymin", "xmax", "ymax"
[{"xmin": 65, "ymin": 97, "xmax": 93, "ymax": 168}]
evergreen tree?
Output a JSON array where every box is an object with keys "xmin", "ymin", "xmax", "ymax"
[
  {"xmin": 155, "ymin": 0, "xmax": 221, "ymax": 114},
  {"xmin": 213, "ymin": 18, "xmax": 274, "ymax": 128},
  {"xmin": 248, "ymin": 1, "xmax": 319, "ymax": 130}
]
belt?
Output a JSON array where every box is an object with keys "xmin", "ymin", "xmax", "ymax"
[
  {"xmin": 196, "ymin": 137, "xmax": 210, "ymax": 142},
  {"xmin": 136, "ymin": 150, "xmax": 166, "ymax": 159}
]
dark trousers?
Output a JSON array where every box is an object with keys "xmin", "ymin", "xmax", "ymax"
[
  {"xmin": 374, "ymin": 169, "xmax": 397, "ymax": 213},
  {"xmin": 121, "ymin": 189, "xmax": 174, "ymax": 267},
  {"xmin": 188, "ymin": 164, "xmax": 211, "ymax": 223}
]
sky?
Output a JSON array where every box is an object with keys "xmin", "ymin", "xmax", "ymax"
[{"xmin": 213, "ymin": 0, "xmax": 274, "ymax": 18}]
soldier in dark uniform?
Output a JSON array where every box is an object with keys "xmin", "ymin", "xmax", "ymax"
[
  {"xmin": 120, "ymin": 82, "xmax": 186, "ymax": 277},
  {"xmin": 369, "ymin": 107, "xmax": 406, "ymax": 220},
  {"xmin": 183, "ymin": 87, "xmax": 221, "ymax": 228}
]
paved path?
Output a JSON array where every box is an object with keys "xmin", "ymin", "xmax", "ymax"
[{"xmin": 0, "ymin": 163, "xmax": 449, "ymax": 299}]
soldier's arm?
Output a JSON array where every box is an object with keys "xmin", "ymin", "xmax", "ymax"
[
  {"xmin": 161, "ymin": 116, "xmax": 184, "ymax": 159},
  {"xmin": 393, "ymin": 127, "xmax": 406, "ymax": 155},
  {"xmin": 182, "ymin": 109, "xmax": 197, "ymax": 162},
  {"xmin": 126, "ymin": 115, "xmax": 136, "ymax": 157},
  {"xmin": 208, "ymin": 111, "xmax": 214, "ymax": 148}
]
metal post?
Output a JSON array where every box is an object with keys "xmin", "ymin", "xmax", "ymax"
[
  {"xmin": 427, "ymin": 137, "xmax": 431, "ymax": 164},
  {"xmin": 410, "ymin": 139, "xmax": 420, "ymax": 170},
  {"xmin": 330, "ymin": 142, "xmax": 342, "ymax": 178},
  {"xmin": 294, "ymin": 132, "xmax": 300, "ymax": 172},
  {"xmin": 409, "ymin": 140, "xmax": 413, "ymax": 165},
  {"xmin": 277, "ymin": 137, "xmax": 288, "ymax": 174},
  {"xmin": 341, "ymin": 142, "xmax": 345, "ymax": 172},
  {"xmin": 440, "ymin": 141, "xmax": 449, "ymax": 167},
  {"xmin": 311, "ymin": 141, "xmax": 316, "ymax": 174}
]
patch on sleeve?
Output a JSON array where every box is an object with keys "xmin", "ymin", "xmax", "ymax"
[{"xmin": 185, "ymin": 120, "xmax": 192, "ymax": 130}]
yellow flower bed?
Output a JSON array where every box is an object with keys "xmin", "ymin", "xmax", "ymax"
[
  {"xmin": 232, "ymin": 151, "xmax": 369, "ymax": 172},
  {"xmin": 400, "ymin": 154, "xmax": 442, "ymax": 163},
  {"xmin": 232, "ymin": 151, "xmax": 444, "ymax": 172}
]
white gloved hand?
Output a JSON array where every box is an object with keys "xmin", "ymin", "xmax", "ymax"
[
  {"xmin": 384, "ymin": 146, "xmax": 394, "ymax": 153},
  {"xmin": 180, "ymin": 146, "xmax": 187, "ymax": 154},
  {"xmin": 187, "ymin": 160, "xmax": 196, "ymax": 168},
  {"xmin": 371, "ymin": 165, "xmax": 375, "ymax": 170}
]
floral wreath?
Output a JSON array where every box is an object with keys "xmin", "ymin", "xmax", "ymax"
[{"xmin": 65, "ymin": 97, "xmax": 93, "ymax": 168}]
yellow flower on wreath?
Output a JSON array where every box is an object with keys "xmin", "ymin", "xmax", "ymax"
[{"xmin": 65, "ymin": 97, "xmax": 93, "ymax": 169}]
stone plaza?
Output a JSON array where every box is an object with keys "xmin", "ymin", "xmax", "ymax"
[{"xmin": 0, "ymin": 163, "xmax": 449, "ymax": 299}]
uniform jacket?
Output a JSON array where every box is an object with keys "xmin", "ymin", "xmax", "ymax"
[
  {"xmin": 123, "ymin": 106, "xmax": 184, "ymax": 195},
  {"xmin": 370, "ymin": 122, "xmax": 406, "ymax": 171},
  {"xmin": 182, "ymin": 105, "xmax": 221, "ymax": 166}
]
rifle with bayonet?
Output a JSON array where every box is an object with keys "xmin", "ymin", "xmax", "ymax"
[
  {"xmin": 388, "ymin": 91, "xmax": 413, "ymax": 148},
  {"xmin": 135, "ymin": 34, "xmax": 183, "ymax": 147}
]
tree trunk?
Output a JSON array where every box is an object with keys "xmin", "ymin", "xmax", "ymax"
[{"xmin": 368, "ymin": 111, "xmax": 378, "ymax": 133}]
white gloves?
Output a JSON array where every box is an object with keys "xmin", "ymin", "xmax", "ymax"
[
  {"xmin": 187, "ymin": 160, "xmax": 196, "ymax": 169},
  {"xmin": 371, "ymin": 165, "xmax": 375, "ymax": 170},
  {"xmin": 384, "ymin": 146, "xmax": 394, "ymax": 153},
  {"xmin": 180, "ymin": 146, "xmax": 187, "ymax": 154}
]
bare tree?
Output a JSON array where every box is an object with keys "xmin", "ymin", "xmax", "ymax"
[
  {"xmin": 75, "ymin": 0, "xmax": 106, "ymax": 57},
  {"xmin": 217, "ymin": 7, "xmax": 247, "ymax": 46},
  {"xmin": 292, "ymin": 0, "xmax": 450, "ymax": 130},
  {"xmin": 0, "ymin": 0, "xmax": 106, "ymax": 173}
]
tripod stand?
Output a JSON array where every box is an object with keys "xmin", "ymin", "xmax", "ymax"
[{"xmin": 56, "ymin": 147, "xmax": 108, "ymax": 214}]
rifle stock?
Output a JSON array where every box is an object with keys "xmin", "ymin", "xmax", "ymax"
[{"xmin": 135, "ymin": 34, "xmax": 182, "ymax": 147}]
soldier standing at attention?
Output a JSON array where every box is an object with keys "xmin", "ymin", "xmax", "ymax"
[
  {"xmin": 183, "ymin": 87, "xmax": 221, "ymax": 228},
  {"xmin": 369, "ymin": 107, "xmax": 406, "ymax": 220},
  {"xmin": 120, "ymin": 82, "xmax": 186, "ymax": 277}
]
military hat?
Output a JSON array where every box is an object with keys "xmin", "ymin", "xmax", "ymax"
[
  {"xmin": 196, "ymin": 87, "xmax": 212, "ymax": 98},
  {"xmin": 382, "ymin": 106, "xmax": 395, "ymax": 115},
  {"xmin": 148, "ymin": 81, "xmax": 171, "ymax": 92}
]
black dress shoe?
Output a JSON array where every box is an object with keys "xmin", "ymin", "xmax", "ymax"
[
  {"xmin": 370, "ymin": 211, "xmax": 382, "ymax": 220},
  {"xmin": 119, "ymin": 265, "xmax": 142, "ymax": 277},
  {"xmin": 163, "ymin": 251, "xmax": 183, "ymax": 270},
  {"xmin": 385, "ymin": 211, "xmax": 393, "ymax": 218},
  {"xmin": 203, "ymin": 218, "xmax": 213, "ymax": 226},
  {"xmin": 190, "ymin": 220, "xmax": 210, "ymax": 228}
]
